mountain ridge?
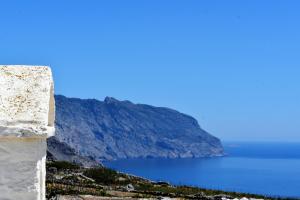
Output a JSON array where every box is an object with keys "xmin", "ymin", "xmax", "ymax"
[{"xmin": 48, "ymin": 95, "xmax": 224, "ymax": 165}]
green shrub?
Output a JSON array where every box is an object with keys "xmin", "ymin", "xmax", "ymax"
[
  {"xmin": 47, "ymin": 161, "xmax": 80, "ymax": 170},
  {"xmin": 84, "ymin": 167, "xmax": 118, "ymax": 185}
]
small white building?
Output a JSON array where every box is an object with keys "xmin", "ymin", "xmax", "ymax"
[{"xmin": 0, "ymin": 66, "xmax": 55, "ymax": 200}]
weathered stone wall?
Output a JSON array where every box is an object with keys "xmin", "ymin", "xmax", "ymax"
[
  {"xmin": 0, "ymin": 66, "xmax": 55, "ymax": 137},
  {"xmin": 0, "ymin": 66, "xmax": 55, "ymax": 200},
  {"xmin": 0, "ymin": 138, "xmax": 46, "ymax": 199}
]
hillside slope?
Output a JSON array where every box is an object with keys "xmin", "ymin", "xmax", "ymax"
[{"xmin": 48, "ymin": 95, "xmax": 223, "ymax": 163}]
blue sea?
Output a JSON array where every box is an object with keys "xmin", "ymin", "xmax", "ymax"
[{"xmin": 104, "ymin": 142, "xmax": 300, "ymax": 198}]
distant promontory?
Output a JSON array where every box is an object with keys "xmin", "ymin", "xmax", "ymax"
[{"xmin": 48, "ymin": 95, "xmax": 224, "ymax": 165}]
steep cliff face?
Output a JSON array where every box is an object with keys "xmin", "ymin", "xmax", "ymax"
[
  {"xmin": 47, "ymin": 137, "xmax": 99, "ymax": 167},
  {"xmin": 49, "ymin": 95, "xmax": 223, "ymax": 163}
]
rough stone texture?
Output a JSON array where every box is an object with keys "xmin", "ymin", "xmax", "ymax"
[
  {"xmin": 0, "ymin": 65, "xmax": 55, "ymax": 138},
  {"xmin": 50, "ymin": 95, "xmax": 223, "ymax": 163},
  {"xmin": 47, "ymin": 137, "xmax": 100, "ymax": 167},
  {"xmin": 0, "ymin": 65, "xmax": 55, "ymax": 200}
]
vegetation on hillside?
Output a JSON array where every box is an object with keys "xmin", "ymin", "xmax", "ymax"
[{"xmin": 46, "ymin": 161, "xmax": 295, "ymax": 200}]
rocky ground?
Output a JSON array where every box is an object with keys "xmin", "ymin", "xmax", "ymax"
[
  {"xmin": 46, "ymin": 161, "xmax": 288, "ymax": 200},
  {"xmin": 51, "ymin": 195, "xmax": 267, "ymax": 200}
]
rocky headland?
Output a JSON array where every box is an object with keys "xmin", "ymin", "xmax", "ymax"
[{"xmin": 48, "ymin": 95, "xmax": 224, "ymax": 165}]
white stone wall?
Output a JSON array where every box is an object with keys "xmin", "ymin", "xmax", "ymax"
[
  {"xmin": 0, "ymin": 66, "xmax": 55, "ymax": 137},
  {"xmin": 0, "ymin": 66, "xmax": 55, "ymax": 200},
  {"xmin": 0, "ymin": 138, "xmax": 46, "ymax": 200}
]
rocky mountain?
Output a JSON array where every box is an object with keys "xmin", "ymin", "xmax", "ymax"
[
  {"xmin": 47, "ymin": 137, "xmax": 99, "ymax": 167},
  {"xmin": 48, "ymin": 95, "xmax": 223, "ymax": 164}
]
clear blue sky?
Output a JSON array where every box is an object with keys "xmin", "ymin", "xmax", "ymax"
[{"xmin": 0, "ymin": 1, "xmax": 299, "ymax": 142}]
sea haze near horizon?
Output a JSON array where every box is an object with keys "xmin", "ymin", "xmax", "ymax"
[{"xmin": 104, "ymin": 142, "xmax": 300, "ymax": 198}]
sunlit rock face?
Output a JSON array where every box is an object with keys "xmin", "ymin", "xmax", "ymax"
[
  {"xmin": 0, "ymin": 66, "xmax": 55, "ymax": 200},
  {"xmin": 51, "ymin": 95, "xmax": 223, "ymax": 163}
]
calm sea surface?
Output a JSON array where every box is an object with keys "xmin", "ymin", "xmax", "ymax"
[{"xmin": 104, "ymin": 142, "xmax": 300, "ymax": 198}]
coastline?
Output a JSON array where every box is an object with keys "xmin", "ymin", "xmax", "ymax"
[
  {"xmin": 46, "ymin": 161, "xmax": 298, "ymax": 200},
  {"xmin": 104, "ymin": 144, "xmax": 300, "ymax": 199}
]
